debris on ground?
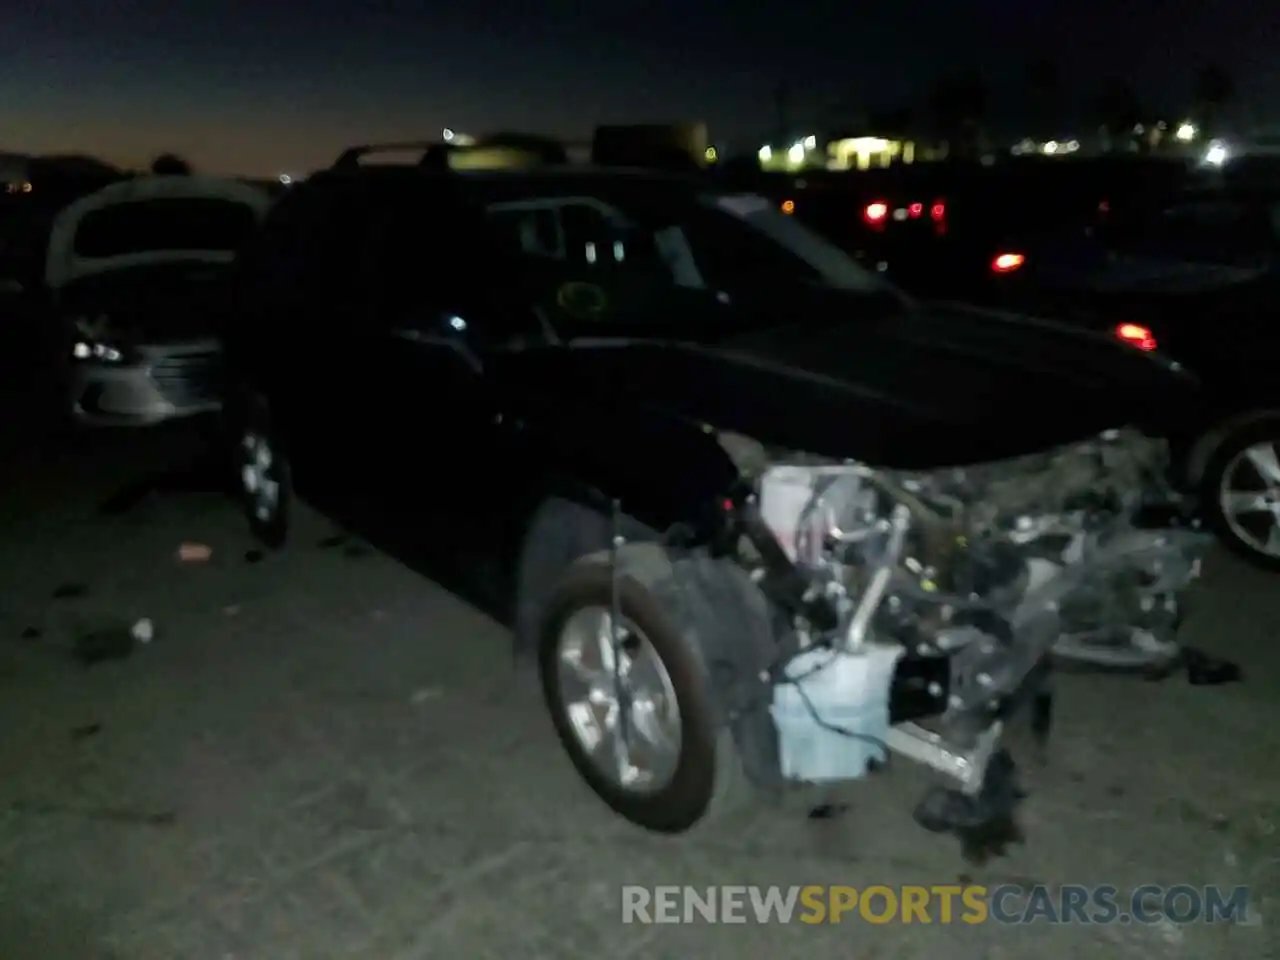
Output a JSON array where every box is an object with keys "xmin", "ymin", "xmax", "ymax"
[
  {"xmin": 1144, "ymin": 646, "xmax": 1242, "ymax": 685},
  {"xmin": 52, "ymin": 582, "xmax": 88, "ymax": 600},
  {"xmin": 177, "ymin": 542, "xmax": 212, "ymax": 563},
  {"xmin": 1183, "ymin": 647, "xmax": 1242, "ymax": 685},
  {"xmin": 130, "ymin": 618, "xmax": 154, "ymax": 644},
  {"xmin": 70, "ymin": 722, "xmax": 102, "ymax": 741},
  {"xmin": 74, "ymin": 627, "xmax": 136, "ymax": 666},
  {"xmin": 410, "ymin": 686, "xmax": 442, "ymax": 704},
  {"xmin": 806, "ymin": 802, "xmax": 849, "ymax": 820}
]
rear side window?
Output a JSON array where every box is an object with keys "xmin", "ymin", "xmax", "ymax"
[
  {"xmin": 487, "ymin": 206, "xmax": 564, "ymax": 259},
  {"xmin": 72, "ymin": 198, "xmax": 259, "ymax": 258}
]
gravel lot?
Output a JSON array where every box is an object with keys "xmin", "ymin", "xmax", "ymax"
[{"xmin": 0, "ymin": 425, "xmax": 1275, "ymax": 959}]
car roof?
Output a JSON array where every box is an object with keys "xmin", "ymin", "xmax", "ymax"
[{"xmin": 304, "ymin": 163, "xmax": 713, "ymax": 210}]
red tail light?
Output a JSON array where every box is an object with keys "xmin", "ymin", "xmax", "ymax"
[
  {"xmin": 908, "ymin": 202, "xmax": 923, "ymax": 218},
  {"xmin": 991, "ymin": 252, "xmax": 1026, "ymax": 273},
  {"xmin": 930, "ymin": 200, "xmax": 946, "ymax": 221},
  {"xmin": 863, "ymin": 201, "xmax": 888, "ymax": 225},
  {"xmin": 780, "ymin": 199, "xmax": 796, "ymax": 215},
  {"xmin": 1116, "ymin": 322, "xmax": 1157, "ymax": 351}
]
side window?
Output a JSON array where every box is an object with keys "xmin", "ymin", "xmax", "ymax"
[
  {"xmin": 487, "ymin": 205, "xmax": 563, "ymax": 259},
  {"xmin": 367, "ymin": 198, "xmax": 544, "ymax": 344},
  {"xmin": 679, "ymin": 209, "xmax": 821, "ymax": 288},
  {"xmin": 485, "ymin": 199, "xmax": 634, "ymax": 268},
  {"xmin": 560, "ymin": 203, "xmax": 626, "ymax": 267}
]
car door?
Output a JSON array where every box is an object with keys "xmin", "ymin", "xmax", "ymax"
[
  {"xmin": 243, "ymin": 179, "xmax": 384, "ymax": 502},
  {"xmin": 356, "ymin": 194, "xmax": 534, "ymax": 516}
]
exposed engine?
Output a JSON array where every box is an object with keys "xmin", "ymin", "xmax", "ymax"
[{"xmin": 719, "ymin": 427, "xmax": 1211, "ymax": 823}]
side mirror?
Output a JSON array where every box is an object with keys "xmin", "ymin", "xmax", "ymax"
[{"xmin": 389, "ymin": 312, "xmax": 482, "ymax": 373}]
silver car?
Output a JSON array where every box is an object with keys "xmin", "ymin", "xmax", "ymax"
[{"xmin": 47, "ymin": 175, "xmax": 273, "ymax": 426}]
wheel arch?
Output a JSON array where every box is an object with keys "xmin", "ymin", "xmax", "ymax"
[
  {"xmin": 515, "ymin": 495, "xmax": 786, "ymax": 793},
  {"xmin": 1185, "ymin": 407, "xmax": 1280, "ymax": 487}
]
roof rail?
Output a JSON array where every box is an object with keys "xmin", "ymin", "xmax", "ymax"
[
  {"xmin": 332, "ymin": 141, "xmax": 454, "ymax": 170},
  {"xmin": 332, "ymin": 133, "xmax": 570, "ymax": 171}
]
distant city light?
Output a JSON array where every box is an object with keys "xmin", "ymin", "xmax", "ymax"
[
  {"xmin": 1203, "ymin": 141, "xmax": 1229, "ymax": 166},
  {"xmin": 442, "ymin": 127, "xmax": 455, "ymax": 142},
  {"xmin": 803, "ymin": 135, "xmax": 817, "ymax": 149},
  {"xmin": 704, "ymin": 146, "xmax": 718, "ymax": 162},
  {"xmin": 757, "ymin": 145, "xmax": 772, "ymax": 162},
  {"xmin": 278, "ymin": 173, "xmax": 293, "ymax": 185},
  {"xmin": 1042, "ymin": 140, "xmax": 1060, "ymax": 154},
  {"xmin": 1175, "ymin": 121, "xmax": 1197, "ymax": 142},
  {"xmin": 787, "ymin": 142, "xmax": 805, "ymax": 163}
]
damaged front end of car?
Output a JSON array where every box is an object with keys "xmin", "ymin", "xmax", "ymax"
[{"xmin": 712, "ymin": 427, "xmax": 1211, "ymax": 837}]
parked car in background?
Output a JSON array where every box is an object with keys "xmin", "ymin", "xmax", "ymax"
[
  {"xmin": 220, "ymin": 143, "xmax": 1208, "ymax": 841},
  {"xmin": 981, "ymin": 186, "xmax": 1280, "ymax": 569},
  {"xmin": 740, "ymin": 157, "xmax": 1194, "ymax": 303},
  {"xmin": 47, "ymin": 174, "xmax": 274, "ymax": 427},
  {"xmin": 747, "ymin": 157, "xmax": 1280, "ymax": 570}
]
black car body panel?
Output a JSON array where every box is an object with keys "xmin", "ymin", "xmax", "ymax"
[
  {"xmin": 227, "ymin": 166, "xmax": 1203, "ymax": 522},
  {"xmin": 1005, "ymin": 270, "xmax": 1280, "ymax": 413},
  {"xmin": 493, "ymin": 300, "xmax": 1198, "ymax": 473}
]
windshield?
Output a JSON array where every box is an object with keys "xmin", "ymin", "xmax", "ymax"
[
  {"xmin": 72, "ymin": 198, "xmax": 260, "ymax": 259},
  {"xmin": 687, "ymin": 193, "xmax": 886, "ymax": 293}
]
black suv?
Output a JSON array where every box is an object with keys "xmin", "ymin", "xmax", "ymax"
[{"xmin": 221, "ymin": 141, "xmax": 1210, "ymax": 840}]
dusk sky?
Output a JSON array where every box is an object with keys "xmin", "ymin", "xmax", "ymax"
[{"xmin": 4, "ymin": 0, "xmax": 1276, "ymax": 176}]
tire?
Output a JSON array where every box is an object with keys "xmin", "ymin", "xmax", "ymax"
[
  {"xmin": 1201, "ymin": 417, "xmax": 1280, "ymax": 572},
  {"xmin": 232, "ymin": 392, "xmax": 292, "ymax": 549},
  {"xmin": 537, "ymin": 552, "xmax": 746, "ymax": 834}
]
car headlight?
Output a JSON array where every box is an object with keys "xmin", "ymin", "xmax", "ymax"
[
  {"xmin": 72, "ymin": 341, "xmax": 125, "ymax": 363},
  {"xmin": 70, "ymin": 314, "xmax": 131, "ymax": 364}
]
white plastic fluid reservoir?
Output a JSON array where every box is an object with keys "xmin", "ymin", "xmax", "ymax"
[{"xmin": 770, "ymin": 644, "xmax": 905, "ymax": 783}]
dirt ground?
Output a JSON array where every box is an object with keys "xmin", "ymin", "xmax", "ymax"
[{"xmin": 0, "ymin": 428, "xmax": 1275, "ymax": 959}]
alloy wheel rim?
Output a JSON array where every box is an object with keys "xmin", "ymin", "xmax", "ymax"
[
  {"xmin": 240, "ymin": 430, "xmax": 281, "ymax": 523},
  {"xmin": 1218, "ymin": 439, "xmax": 1280, "ymax": 557},
  {"xmin": 555, "ymin": 605, "xmax": 682, "ymax": 794}
]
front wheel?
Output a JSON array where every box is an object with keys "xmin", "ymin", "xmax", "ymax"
[
  {"xmin": 1202, "ymin": 419, "xmax": 1280, "ymax": 572},
  {"xmin": 233, "ymin": 394, "xmax": 292, "ymax": 549},
  {"xmin": 537, "ymin": 554, "xmax": 745, "ymax": 833}
]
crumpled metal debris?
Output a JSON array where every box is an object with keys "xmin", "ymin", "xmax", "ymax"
[{"xmin": 177, "ymin": 542, "xmax": 212, "ymax": 562}]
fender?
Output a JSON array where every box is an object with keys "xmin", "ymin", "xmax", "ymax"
[
  {"xmin": 1183, "ymin": 407, "xmax": 1280, "ymax": 487},
  {"xmin": 501, "ymin": 360, "xmax": 743, "ymax": 541},
  {"xmin": 514, "ymin": 503, "xmax": 786, "ymax": 791}
]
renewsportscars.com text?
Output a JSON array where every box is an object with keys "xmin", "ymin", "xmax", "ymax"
[{"xmin": 621, "ymin": 884, "xmax": 1251, "ymax": 925}]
